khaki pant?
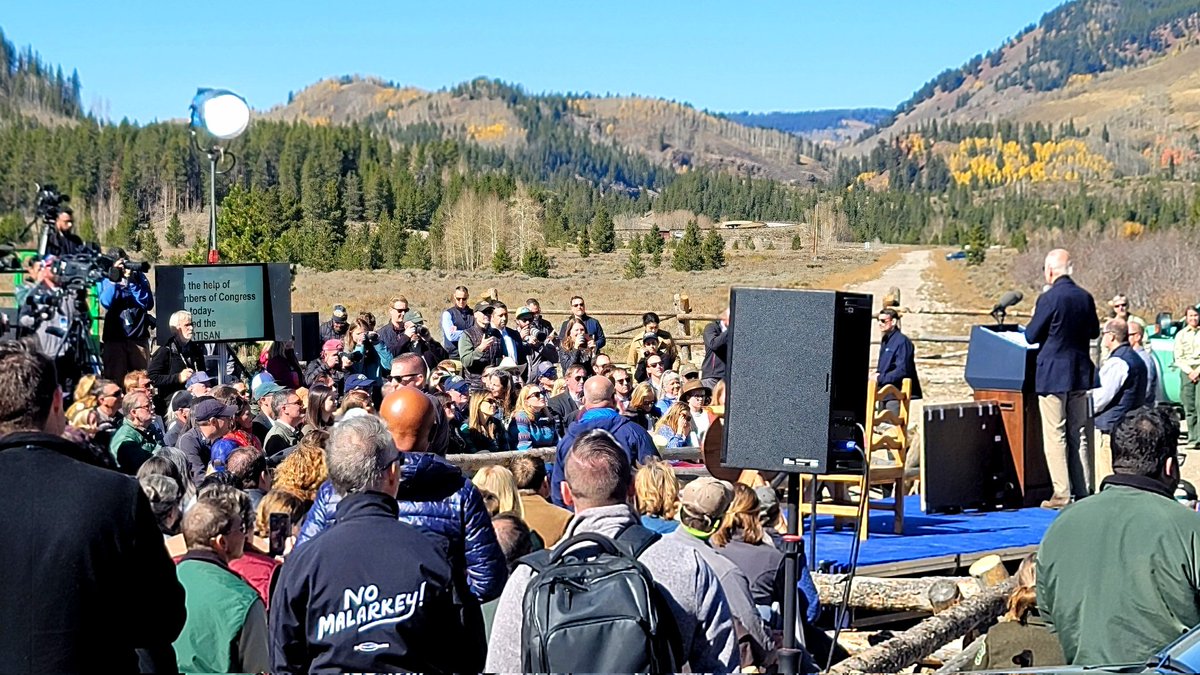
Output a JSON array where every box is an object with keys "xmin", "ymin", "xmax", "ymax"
[
  {"xmin": 1039, "ymin": 391, "xmax": 1094, "ymax": 500},
  {"xmin": 1096, "ymin": 430, "xmax": 1113, "ymax": 484}
]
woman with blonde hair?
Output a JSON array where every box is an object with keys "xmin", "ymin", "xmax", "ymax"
[
  {"xmin": 653, "ymin": 401, "xmax": 694, "ymax": 449},
  {"xmin": 272, "ymin": 431, "xmax": 329, "ymax": 501},
  {"xmin": 343, "ymin": 311, "xmax": 393, "ymax": 391},
  {"xmin": 509, "ymin": 383, "xmax": 558, "ymax": 451},
  {"xmin": 624, "ymin": 382, "xmax": 660, "ymax": 432},
  {"xmin": 471, "ymin": 465, "xmax": 524, "ymax": 520},
  {"xmin": 66, "ymin": 375, "xmax": 101, "ymax": 423},
  {"xmin": 634, "ymin": 458, "xmax": 680, "ymax": 534},
  {"xmin": 969, "ymin": 553, "xmax": 1064, "ymax": 669},
  {"xmin": 462, "ymin": 391, "xmax": 509, "ymax": 453}
]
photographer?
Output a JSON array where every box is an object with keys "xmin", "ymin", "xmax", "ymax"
[
  {"xmin": 147, "ymin": 310, "xmax": 207, "ymax": 414},
  {"xmin": 17, "ymin": 256, "xmax": 82, "ymax": 392},
  {"xmin": 99, "ymin": 249, "xmax": 154, "ymax": 385},
  {"xmin": 43, "ymin": 207, "xmax": 85, "ymax": 258},
  {"xmin": 342, "ymin": 311, "xmax": 393, "ymax": 394},
  {"xmin": 459, "ymin": 301, "xmax": 503, "ymax": 379},
  {"xmin": 402, "ymin": 310, "xmax": 449, "ymax": 372},
  {"xmin": 304, "ymin": 339, "xmax": 350, "ymax": 391},
  {"xmin": 515, "ymin": 306, "xmax": 559, "ymax": 381}
]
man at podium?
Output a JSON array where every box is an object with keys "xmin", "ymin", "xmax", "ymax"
[{"xmin": 1025, "ymin": 249, "xmax": 1101, "ymax": 509}]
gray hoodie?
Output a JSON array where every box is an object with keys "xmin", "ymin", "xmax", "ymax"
[{"xmin": 484, "ymin": 503, "xmax": 738, "ymax": 673}]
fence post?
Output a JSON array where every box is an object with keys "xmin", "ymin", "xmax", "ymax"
[{"xmin": 675, "ymin": 293, "xmax": 692, "ymax": 363}]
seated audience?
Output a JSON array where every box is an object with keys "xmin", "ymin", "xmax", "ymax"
[
  {"xmin": 472, "ymin": 465, "xmax": 525, "ymax": 520},
  {"xmin": 509, "ymin": 454, "xmax": 571, "ymax": 547},
  {"xmin": 655, "ymin": 401, "xmax": 696, "ymax": 448},
  {"xmin": 462, "ymin": 391, "xmax": 510, "ymax": 453},
  {"xmin": 634, "ymin": 457, "xmax": 681, "ymax": 534},
  {"xmin": 655, "ymin": 370, "xmax": 683, "ymax": 416},
  {"xmin": 509, "ymin": 383, "xmax": 559, "ymax": 451}
]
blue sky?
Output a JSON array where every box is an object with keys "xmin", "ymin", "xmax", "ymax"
[{"xmin": 4, "ymin": 1, "xmax": 1064, "ymax": 124}]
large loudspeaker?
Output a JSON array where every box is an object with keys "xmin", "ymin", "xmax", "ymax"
[
  {"xmin": 291, "ymin": 312, "xmax": 321, "ymax": 363},
  {"xmin": 723, "ymin": 288, "xmax": 873, "ymax": 473}
]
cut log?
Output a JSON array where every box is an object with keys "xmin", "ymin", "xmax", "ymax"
[
  {"xmin": 970, "ymin": 554, "xmax": 1010, "ymax": 589},
  {"xmin": 827, "ymin": 580, "xmax": 1012, "ymax": 675},
  {"xmin": 813, "ymin": 574, "xmax": 980, "ymax": 612},
  {"xmin": 934, "ymin": 635, "xmax": 987, "ymax": 674},
  {"xmin": 927, "ymin": 579, "xmax": 962, "ymax": 614}
]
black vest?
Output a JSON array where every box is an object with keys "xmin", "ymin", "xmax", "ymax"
[
  {"xmin": 1095, "ymin": 344, "xmax": 1147, "ymax": 433},
  {"xmin": 443, "ymin": 306, "xmax": 473, "ymax": 356}
]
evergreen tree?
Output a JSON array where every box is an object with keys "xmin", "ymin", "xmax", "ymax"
[
  {"xmin": 701, "ymin": 230, "xmax": 726, "ymax": 269},
  {"xmin": 964, "ymin": 225, "xmax": 988, "ymax": 265},
  {"xmin": 624, "ymin": 236, "xmax": 645, "ymax": 279},
  {"xmin": 521, "ymin": 246, "xmax": 552, "ymax": 278},
  {"xmin": 342, "ymin": 171, "xmax": 364, "ymax": 221},
  {"xmin": 790, "ymin": 234, "xmax": 803, "ymax": 250},
  {"xmin": 591, "ymin": 205, "xmax": 616, "ymax": 253},
  {"xmin": 492, "ymin": 242, "xmax": 514, "ymax": 273},
  {"xmin": 139, "ymin": 228, "xmax": 162, "ymax": 263},
  {"xmin": 401, "ymin": 233, "xmax": 433, "ymax": 270},
  {"xmin": 651, "ymin": 247, "xmax": 662, "ymax": 267},
  {"xmin": 165, "ymin": 212, "xmax": 185, "ymax": 247},
  {"xmin": 577, "ymin": 224, "xmax": 591, "ymax": 257},
  {"xmin": 672, "ymin": 220, "xmax": 705, "ymax": 271}
]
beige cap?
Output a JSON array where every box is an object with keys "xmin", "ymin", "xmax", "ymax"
[{"xmin": 679, "ymin": 477, "xmax": 733, "ymax": 530}]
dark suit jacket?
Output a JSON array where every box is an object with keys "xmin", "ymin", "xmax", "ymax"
[
  {"xmin": 547, "ymin": 392, "xmax": 581, "ymax": 424},
  {"xmin": 1024, "ymin": 275, "xmax": 1100, "ymax": 395},
  {"xmin": 877, "ymin": 328, "xmax": 922, "ymax": 399}
]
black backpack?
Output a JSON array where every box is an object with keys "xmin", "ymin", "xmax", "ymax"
[{"xmin": 519, "ymin": 525, "xmax": 682, "ymax": 673}]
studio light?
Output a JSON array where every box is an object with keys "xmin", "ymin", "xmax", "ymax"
[
  {"xmin": 188, "ymin": 88, "xmax": 250, "ymax": 264},
  {"xmin": 189, "ymin": 89, "xmax": 250, "ymax": 140}
]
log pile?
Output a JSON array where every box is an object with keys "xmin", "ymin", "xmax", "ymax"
[{"xmin": 812, "ymin": 574, "xmax": 982, "ymax": 613}]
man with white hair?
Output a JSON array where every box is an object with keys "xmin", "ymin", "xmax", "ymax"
[
  {"xmin": 147, "ymin": 310, "xmax": 206, "ymax": 413},
  {"xmin": 1025, "ymin": 248, "xmax": 1101, "ymax": 509},
  {"xmin": 269, "ymin": 415, "xmax": 466, "ymax": 674}
]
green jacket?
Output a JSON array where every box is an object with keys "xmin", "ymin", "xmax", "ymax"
[
  {"xmin": 109, "ymin": 419, "xmax": 163, "ymax": 474},
  {"xmin": 173, "ymin": 552, "xmax": 269, "ymax": 674},
  {"xmin": 1038, "ymin": 476, "xmax": 1200, "ymax": 666}
]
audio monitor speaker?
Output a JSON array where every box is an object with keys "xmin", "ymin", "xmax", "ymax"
[{"xmin": 722, "ymin": 288, "xmax": 873, "ymax": 474}]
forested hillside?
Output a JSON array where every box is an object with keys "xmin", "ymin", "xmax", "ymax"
[{"xmin": 0, "ymin": 28, "xmax": 83, "ymax": 123}]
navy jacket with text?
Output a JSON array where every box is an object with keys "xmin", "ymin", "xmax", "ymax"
[
  {"xmin": 270, "ymin": 491, "xmax": 469, "ymax": 675},
  {"xmin": 1024, "ymin": 275, "xmax": 1100, "ymax": 395}
]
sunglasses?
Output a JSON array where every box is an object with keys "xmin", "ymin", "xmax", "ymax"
[
  {"xmin": 1113, "ymin": 303, "xmax": 1127, "ymax": 308},
  {"xmin": 390, "ymin": 373, "xmax": 421, "ymax": 384},
  {"xmin": 648, "ymin": 362, "xmax": 663, "ymax": 368},
  {"xmin": 528, "ymin": 391, "xmax": 546, "ymax": 399},
  {"xmin": 614, "ymin": 378, "xmax": 630, "ymax": 385},
  {"xmin": 571, "ymin": 375, "xmax": 586, "ymax": 382},
  {"xmin": 391, "ymin": 306, "xmax": 408, "ymax": 312},
  {"xmin": 572, "ymin": 302, "xmax": 585, "ymax": 308}
]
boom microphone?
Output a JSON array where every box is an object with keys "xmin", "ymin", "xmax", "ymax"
[{"xmin": 992, "ymin": 291, "xmax": 1023, "ymax": 314}]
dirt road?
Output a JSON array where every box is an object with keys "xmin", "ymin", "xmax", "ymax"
[{"xmin": 845, "ymin": 248, "xmax": 972, "ymax": 403}]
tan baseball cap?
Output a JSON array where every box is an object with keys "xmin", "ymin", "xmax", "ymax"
[{"xmin": 679, "ymin": 477, "xmax": 734, "ymax": 530}]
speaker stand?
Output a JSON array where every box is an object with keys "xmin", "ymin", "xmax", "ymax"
[{"xmin": 779, "ymin": 472, "xmax": 803, "ymax": 674}]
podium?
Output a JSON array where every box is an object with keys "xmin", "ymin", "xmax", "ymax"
[{"xmin": 964, "ymin": 325, "xmax": 1053, "ymax": 507}]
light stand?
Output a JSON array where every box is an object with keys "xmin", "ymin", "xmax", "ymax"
[
  {"xmin": 188, "ymin": 88, "xmax": 249, "ymax": 384},
  {"xmin": 779, "ymin": 472, "xmax": 804, "ymax": 674}
]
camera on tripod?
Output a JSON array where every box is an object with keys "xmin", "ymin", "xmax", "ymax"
[
  {"xmin": 50, "ymin": 252, "xmax": 151, "ymax": 289},
  {"xmin": 35, "ymin": 184, "xmax": 69, "ymax": 228}
]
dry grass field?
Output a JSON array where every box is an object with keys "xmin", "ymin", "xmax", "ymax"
[{"xmin": 289, "ymin": 242, "xmax": 891, "ymax": 344}]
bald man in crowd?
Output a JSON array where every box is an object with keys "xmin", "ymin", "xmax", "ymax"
[
  {"xmin": 294, "ymin": 387, "xmax": 504, "ymax": 671},
  {"xmin": 549, "ymin": 375, "xmax": 660, "ymax": 508},
  {"xmin": 1026, "ymin": 248, "xmax": 1100, "ymax": 509}
]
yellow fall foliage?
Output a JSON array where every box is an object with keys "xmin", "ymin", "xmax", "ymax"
[
  {"xmin": 467, "ymin": 123, "xmax": 509, "ymax": 142},
  {"xmin": 948, "ymin": 137, "xmax": 1112, "ymax": 187}
]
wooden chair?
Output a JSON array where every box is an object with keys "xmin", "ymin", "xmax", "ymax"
[{"xmin": 798, "ymin": 377, "xmax": 913, "ymax": 540}]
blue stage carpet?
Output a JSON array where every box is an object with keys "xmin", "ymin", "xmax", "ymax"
[{"xmin": 799, "ymin": 496, "xmax": 1059, "ymax": 574}]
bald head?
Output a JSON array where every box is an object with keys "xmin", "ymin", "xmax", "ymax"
[
  {"xmin": 379, "ymin": 387, "xmax": 434, "ymax": 453},
  {"xmin": 1044, "ymin": 249, "xmax": 1071, "ymax": 282},
  {"xmin": 582, "ymin": 375, "xmax": 615, "ymax": 410}
]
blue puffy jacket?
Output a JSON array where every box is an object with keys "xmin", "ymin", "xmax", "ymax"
[
  {"xmin": 295, "ymin": 452, "xmax": 507, "ymax": 602},
  {"xmin": 550, "ymin": 407, "xmax": 660, "ymax": 509}
]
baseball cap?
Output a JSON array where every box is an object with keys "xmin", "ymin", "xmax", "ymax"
[
  {"xmin": 404, "ymin": 310, "xmax": 425, "ymax": 325},
  {"xmin": 444, "ymin": 376, "xmax": 471, "ymax": 396},
  {"xmin": 192, "ymin": 397, "xmax": 237, "ymax": 422},
  {"xmin": 642, "ymin": 331, "xmax": 660, "ymax": 344},
  {"xmin": 473, "ymin": 301, "xmax": 494, "ymax": 314},
  {"xmin": 679, "ymin": 477, "xmax": 733, "ymax": 531},
  {"xmin": 322, "ymin": 339, "xmax": 343, "ymax": 352},
  {"xmin": 186, "ymin": 371, "xmax": 217, "ymax": 388},
  {"xmin": 332, "ymin": 304, "xmax": 349, "ymax": 322},
  {"xmin": 678, "ymin": 363, "xmax": 701, "ymax": 381},
  {"xmin": 170, "ymin": 390, "xmax": 194, "ymax": 411},
  {"xmin": 344, "ymin": 373, "xmax": 373, "ymax": 392},
  {"xmin": 754, "ymin": 486, "xmax": 779, "ymax": 521},
  {"xmin": 515, "ymin": 307, "xmax": 535, "ymax": 321},
  {"xmin": 252, "ymin": 380, "xmax": 286, "ymax": 401},
  {"xmin": 534, "ymin": 362, "xmax": 557, "ymax": 381}
]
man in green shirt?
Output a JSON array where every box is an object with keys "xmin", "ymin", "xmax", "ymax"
[
  {"xmin": 1174, "ymin": 306, "xmax": 1200, "ymax": 449},
  {"xmin": 1038, "ymin": 406, "xmax": 1200, "ymax": 665}
]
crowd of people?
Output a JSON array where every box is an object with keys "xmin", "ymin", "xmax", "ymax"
[{"xmin": 8, "ymin": 245, "xmax": 1200, "ymax": 673}]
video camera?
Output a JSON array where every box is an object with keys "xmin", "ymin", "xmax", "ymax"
[
  {"xmin": 35, "ymin": 184, "xmax": 69, "ymax": 228},
  {"xmin": 49, "ymin": 251, "xmax": 151, "ymax": 289}
]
